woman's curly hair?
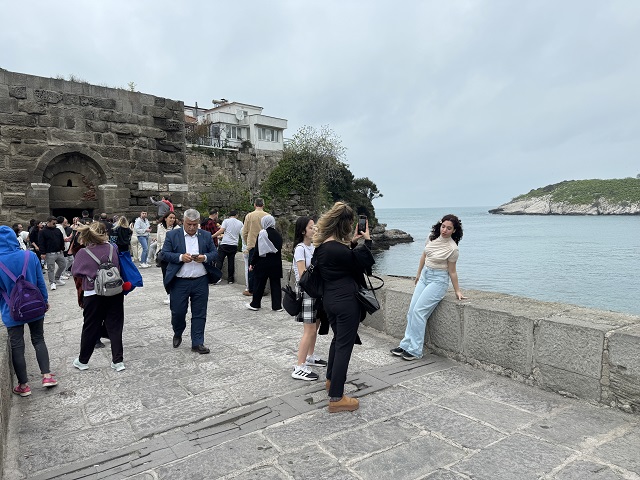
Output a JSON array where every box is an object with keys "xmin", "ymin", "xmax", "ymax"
[
  {"xmin": 313, "ymin": 202, "xmax": 355, "ymax": 247},
  {"xmin": 429, "ymin": 214, "xmax": 463, "ymax": 245}
]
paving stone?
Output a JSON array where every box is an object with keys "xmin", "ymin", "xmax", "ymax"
[
  {"xmin": 229, "ymin": 465, "xmax": 289, "ymax": 479},
  {"xmin": 553, "ymin": 460, "xmax": 626, "ymax": 479},
  {"xmin": 452, "ymin": 433, "xmax": 573, "ymax": 480},
  {"xmin": 155, "ymin": 432, "xmax": 278, "ymax": 479},
  {"xmin": 111, "ymin": 377, "xmax": 190, "ymax": 409},
  {"xmin": 592, "ymin": 427, "xmax": 640, "ymax": 475},
  {"xmin": 277, "ymin": 444, "xmax": 359, "ymax": 479},
  {"xmin": 424, "ymin": 471, "xmax": 469, "ymax": 480},
  {"xmin": 19, "ymin": 420, "xmax": 137, "ymax": 476},
  {"xmin": 402, "ymin": 404, "xmax": 505, "ymax": 449},
  {"xmin": 15, "ymin": 406, "xmax": 86, "ymax": 445},
  {"xmin": 437, "ymin": 392, "xmax": 540, "ymax": 433},
  {"xmin": 351, "ymin": 434, "xmax": 465, "ymax": 480},
  {"xmin": 321, "ymin": 418, "xmax": 421, "ymax": 462},
  {"xmin": 353, "ymin": 347, "xmax": 402, "ymax": 367},
  {"xmin": 357, "ymin": 385, "xmax": 431, "ymax": 422},
  {"xmin": 264, "ymin": 408, "xmax": 362, "ymax": 450},
  {"xmin": 468, "ymin": 378, "xmax": 573, "ymax": 415},
  {"xmin": 85, "ymin": 393, "xmax": 145, "ymax": 424},
  {"xmin": 524, "ymin": 405, "xmax": 633, "ymax": 449},
  {"xmin": 400, "ymin": 365, "xmax": 488, "ymax": 399}
]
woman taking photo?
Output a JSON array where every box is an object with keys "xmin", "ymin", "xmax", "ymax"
[
  {"xmin": 291, "ymin": 216, "xmax": 326, "ymax": 382},
  {"xmin": 246, "ymin": 215, "xmax": 283, "ymax": 311},
  {"xmin": 156, "ymin": 211, "xmax": 179, "ymax": 305},
  {"xmin": 391, "ymin": 214, "xmax": 465, "ymax": 361},
  {"xmin": 71, "ymin": 222, "xmax": 126, "ymax": 372},
  {"xmin": 313, "ymin": 202, "xmax": 374, "ymax": 413}
]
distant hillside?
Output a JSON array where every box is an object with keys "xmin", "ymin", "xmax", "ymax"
[{"xmin": 489, "ymin": 178, "xmax": 640, "ymax": 215}]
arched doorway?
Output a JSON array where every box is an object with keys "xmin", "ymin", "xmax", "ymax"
[{"xmin": 42, "ymin": 150, "xmax": 107, "ymax": 220}]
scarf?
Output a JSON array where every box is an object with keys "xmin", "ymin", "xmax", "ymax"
[{"xmin": 257, "ymin": 215, "xmax": 278, "ymax": 257}]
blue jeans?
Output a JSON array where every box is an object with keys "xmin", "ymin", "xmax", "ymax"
[
  {"xmin": 170, "ymin": 276, "xmax": 209, "ymax": 347},
  {"xmin": 138, "ymin": 236, "xmax": 149, "ymax": 263},
  {"xmin": 399, "ymin": 267, "xmax": 449, "ymax": 358}
]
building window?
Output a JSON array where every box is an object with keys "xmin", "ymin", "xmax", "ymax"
[
  {"xmin": 225, "ymin": 125, "xmax": 247, "ymax": 140},
  {"xmin": 258, "ymin": 127, "xmax": 279, "ymax": 142}
]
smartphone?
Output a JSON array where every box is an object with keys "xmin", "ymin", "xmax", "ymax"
[{"xmin": 358, "ymin": 215, "xmax": 367, "ymax": 233}]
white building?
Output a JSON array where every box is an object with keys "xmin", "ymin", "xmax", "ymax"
[{"xmin": 184, "ymin": 101, "xmax": 287, "ymax": 152}]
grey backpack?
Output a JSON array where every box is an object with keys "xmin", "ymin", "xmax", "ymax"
[{"xmin": 84, "ymin": 244, "xmax": 123, "ymax": 296}]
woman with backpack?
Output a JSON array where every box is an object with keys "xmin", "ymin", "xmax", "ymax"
[
  {"xmin": 0, "ymin": 225, "xmax": 57, "ymax": 397},
  {"xmin": 71, "ymin": 222, "xmax": 126, "ymax": 372}
]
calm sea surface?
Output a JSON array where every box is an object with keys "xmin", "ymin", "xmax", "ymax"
[{"xmin": 373, "ymin": 207, "xmax": 640, "ymax": 315}]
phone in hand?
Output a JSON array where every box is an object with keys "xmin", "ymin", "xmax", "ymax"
[{"xmin": 358, "ymin": 215, "xmax": 367, "ymax": 233}]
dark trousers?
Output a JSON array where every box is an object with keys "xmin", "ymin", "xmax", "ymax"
[
  {"xmin": 7, "ymin": 319, "xmax": 50, "ymax": 384},
  {"xmin": 79, "ymin": 294, "xmax": 125, "ymax": 364},
  {"xmin": 160, "ymin": 261, "xmax": 170, "ymax": 294},
  {"xmin": 250, "ymin": 270, "xmax": 282, "ymax": 310},
  {"xmin": 170, "ymin": 276, "xmax": 209, "ymax": 347},
  {"xmin": 216, "ymin": 244, "xmax": 237, "ymax": 282},
  {"xmin": 323, "ymin": 286, "xmax": 361, "ymax": 398},
  {"xmin": 247, "ymin": 248, "xmax": 256, "ymax": 291}
]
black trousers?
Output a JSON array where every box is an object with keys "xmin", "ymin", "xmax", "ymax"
[
  {"xmin": 323, "ymin": 284, "xmax": 361, "ymax": 398},
  {"xmin": 250, "ymin": 269, "xmax": 282, "ymax": 310},
  {"xmin": 216, "ymin": 244, "xmax": 238, "ymax": 282},
  {"xmin": 79, "ymin": 293, "xmax": 125, "ymax": 364},
  {"xmin": 7, "ymin": 319, "xmax": 50, "ymax": 384}
]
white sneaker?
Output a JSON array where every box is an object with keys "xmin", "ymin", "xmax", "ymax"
[
  {"xmin": 59, "ymin": 274, "xmax": 70, "ymax": 280},
  {"xmin": 73, "ymin": 358, "xmax": 88, "ymax": 370},
  {"xmin": 246, "ymin": 303, "xmax": 259, "ymax": 311},
  {"xmin": 291, "ymin": 365, "xmax": 319, "ymax": 381},
  {"xmin": 56, "ymin": 279, "xmax": 66, "ymax": 286},
  {"xmin": 50, "ymin": 283, "xmax": 56, "ymax": 290},
  {"xmin": 163, "ymin": 294, "xmax": 170, "ymax": 305},
  {"xmin": 111, "ymin": 362, "xmax": 125, "ymax": 372},
  {"xmin": 140, "ymin": 263, "xmax": 150, "ymax": 269}
]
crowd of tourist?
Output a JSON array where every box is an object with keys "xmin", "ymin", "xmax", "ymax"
[{"xmin": 0, "ymin": 196, "xmax": 464, "ymax": 413}]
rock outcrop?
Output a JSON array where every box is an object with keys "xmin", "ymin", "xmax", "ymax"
[
  {"xmin": 489, "ymin": 195, "xmax": 640, "ymax": 215},
  {"xmin": 370, "ymin": 224, "xmax": 413, "ymax": 250}
]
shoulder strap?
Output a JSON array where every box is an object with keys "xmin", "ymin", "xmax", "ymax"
[
  {"xmin": 0, "ymin": 260, "xmax": 17, "ymax": 283},
  {"xmin": 84, "ymin": 247, "xmax": 102, "ymax": 266},
  {"xmin": 21, "ymin": 251, "xmax": 30, "ymax": 277}
]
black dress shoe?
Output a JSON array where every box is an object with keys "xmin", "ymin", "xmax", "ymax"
[
  {"xmin": 191, "ymin": 344, "xmax": 210, "ymax": 354},
  {"xmin": 172, "ymin": 335, "xmax": 182, "ymax": 348}
]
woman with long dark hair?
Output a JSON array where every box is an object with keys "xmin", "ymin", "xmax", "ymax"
[
  {"xmin": 157, "ymin": 211, "xmax": 179, "ymax": 305},
  {"xmin": 291, "ymin": 216, "xmax": 327, "ymax": 381},
  {"xmin": 391, "ymin": 214, "xmax": 465, "ymax": 361},
  {"xmin": 313, "ymin": 202, "xmax": 374, "ymax": 413}
]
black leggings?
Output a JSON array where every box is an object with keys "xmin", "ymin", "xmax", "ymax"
[
  {"xmin": 8, "ymin": 319, "xmax": 51, "ymax": 384},
  {"xmin": 79, "ymin": 294, "xmax": 125, "ymax": 364}
]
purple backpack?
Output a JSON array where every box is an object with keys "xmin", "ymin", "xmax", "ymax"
[{"xmin": 0, "ymin": 251, "xmax": 47, "ymax": 323}]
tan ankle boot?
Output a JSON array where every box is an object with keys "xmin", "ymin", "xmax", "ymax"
[{"xmin": 328, "ymin": 395, "xmax": 359, "ymax": 413}]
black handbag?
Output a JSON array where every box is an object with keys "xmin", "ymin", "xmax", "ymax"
[
  {"xmin": 357, "ymin": 274, "xmax": 384, "ymax": 315},
  {"xmin": 282, "ymin": 264, "xmax": 302, "ymax": 316},
  {"xmin": 298, "ymin": 254, "xmax": 323, "ymax": 299}
]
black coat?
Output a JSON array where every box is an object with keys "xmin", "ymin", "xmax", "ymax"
[{"xmin": 250, "ymin": 227, "xmax": 283, "ymax": 278}]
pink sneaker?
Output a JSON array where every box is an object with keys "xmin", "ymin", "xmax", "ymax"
[
  {"xmin": 13, "ymin": 384, "xmax": 31, "ymax": 397},
  {"xmin": 42, "ymin": 375, "xmax": 58, "ymax": 388}
]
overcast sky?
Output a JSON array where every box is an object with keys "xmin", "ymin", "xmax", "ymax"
[{"xmin": 1, "ymin": 1, "xmax": 639, "ymax": 208}]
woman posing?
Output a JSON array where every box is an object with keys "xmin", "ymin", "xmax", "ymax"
[
  {"xmin": 246, "ymin": 215, "xmax": 283, "ymax": 312},
  {"xmin": 156, "ymin": 211, "xmax": 179, "ymax": 305},
  {"xmin": 291, "ymin": 216, "xmax": 327, "ymax": 382},
  {"xmin": 71, "ymin": 222, "xmax": 126, "ymax": 372},
  {"xmin": 0, "ymin": 226, "xmax": 57, "ymax": 396},
  {"xmin": 391, "ymin": 214, "xmax": 465, "ymax": 361},
  {"xmin": 313, "ymin": 202, "xmax": 374, "ymax": 413}
]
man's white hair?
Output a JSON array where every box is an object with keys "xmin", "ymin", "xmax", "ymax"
[{"xmin": 183, "ymin": 209, "xmax": 201, "ymax": 221}]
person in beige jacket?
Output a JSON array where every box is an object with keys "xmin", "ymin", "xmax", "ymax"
[{"xmin": 241, "ymin": 198, "xmax": 268, "ymax": 295}]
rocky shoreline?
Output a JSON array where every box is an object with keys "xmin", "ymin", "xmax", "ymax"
[
  {"xmin": 489, "ymin": 195, "xmax": 640, "ymax": 215},
  {"xmin": 370, "ymin": 223, "xmax": 413, "ymax": 250}
]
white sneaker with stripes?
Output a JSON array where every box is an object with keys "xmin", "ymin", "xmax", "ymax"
[{"xmin": 291, "ymin": 365, "xmax": 319, "ymax": 381}]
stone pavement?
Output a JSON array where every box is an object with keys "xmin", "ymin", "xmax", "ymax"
[{"xmin": 4, "ymin": 267, "xmax": 640, "ymax": 480}]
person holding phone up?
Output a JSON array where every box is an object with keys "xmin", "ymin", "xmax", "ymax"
[{"xmin": 161, "ymin": 209, "xmax": 221, "ymax": 354}]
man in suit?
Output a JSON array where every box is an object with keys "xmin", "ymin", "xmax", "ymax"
[{"xmin": 161, "ymin": 209, "xmax": 221, "ymax": 354}]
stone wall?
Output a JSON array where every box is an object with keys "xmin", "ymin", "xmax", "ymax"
[
  {"xmin": 368, "ymin": 276, "xmax": 640, "ymax": 414},
  {"xmin": 0, "ymin": 68, "xmax": 186, "ymax": 223}
]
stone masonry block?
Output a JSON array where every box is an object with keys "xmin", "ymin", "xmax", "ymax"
[
  {"xmin": 536, "ymin": 364, "xmax": 602, "ymax": 401},
  {"xmin": 535, "ymin": 318, "xmax": 605, "ymax": 378},
  {"xmin": 142, "ymin": 105, "xmax": 172, "ymax": 119},
  {"xmin": 17, "ymin": 101, "xmax": 46, "ymax": 115},
  {"xmin": 427, "ymin": 298, "xmax": 463, "ymax": 352},
  {"xmin": 607, "ymin": 324, "xmax": 640, "ymax": 411},
  {"xmin": 382, "ymin": 288, "xmax": 412, "ymax": 338},
  {"xmin": 49, "ymin": 129, "xmax": 93, "ymax": 144},
  {"xmin": 138, "ymin": 182, "xmax": 159, "ymax": 191},
  {"xmin": 0, "ymin": 113, "xmax": 37, "ymax": 127},
  {"xmin": 9, "ymin": 85, "xmax": 27, "ymax": 99},
  {"xmin": 0, "ymin": 126, "xmax": 46, "ymax": 141},
  {"xmin": 34, "ymin": 89, "xmax": 62, "ymax": 104},
  {"xmin": 463, "ymin": 308, "xmax": 534, "ymax": 375},
  {"xmin": 1, "ymin": 192, "xmax": 26, "ymax": 207},
  {"xmin": 140, "ymin": 126, "xmax": 167, "ymax": 139},
  {"xmin": 0, "ymin": 97, "xmax": 17, "ymax": 113},
  {"xmin": 37, "ymin": 116, "xmax": 61, "ymax": 128}
]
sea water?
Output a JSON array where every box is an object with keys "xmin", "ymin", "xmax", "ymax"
[{"xmin": 373, "ymin": 207, "xmax": 640, "ymax": 315}]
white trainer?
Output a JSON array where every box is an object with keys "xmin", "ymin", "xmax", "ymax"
[
  {"xmin": 291, "ymin": 365, "xmax": 319, "ymax": 381},
  {"xmin": 56, "ymin": 279, "xmax": 66, "ymax": 286},
  {"xmin": 50, "ymin": 283, "xmax": 56, "ymax": 290}
]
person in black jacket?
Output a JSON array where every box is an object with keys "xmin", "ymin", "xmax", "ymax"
[
  {"xmin": 38, "ymin": 217, "xmax": 67, "ymax": 290},
  {"xmin": 246, "ymin": 215, "xmax": 283, "ymax": 312},
  {"xmin": 312, "ymin": 202, "xmax": 374, "ymax": 413},
  {"xmin": 110, "ymin": 216, "xmax": 132, "ymax": 252}
]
